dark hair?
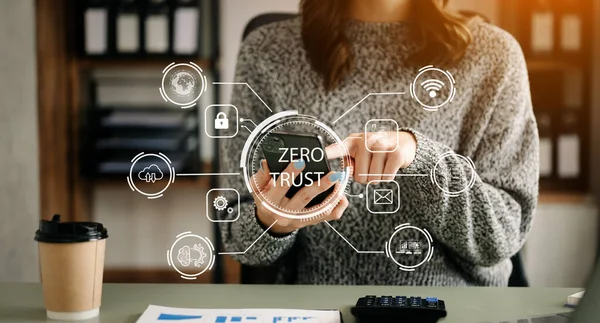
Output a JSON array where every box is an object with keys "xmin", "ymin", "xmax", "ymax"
[{"xmin": 300, "ymin": 0, "xmax": 475, "ymax": 91}]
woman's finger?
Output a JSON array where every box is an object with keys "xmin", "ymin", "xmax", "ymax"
[
  {"xmin": 353, "ymin": 140, "xmax": 371, "ymax": 184},
  {"xmin": 251, "ymin": 160, "xmax": 273, "ymax": 195},
  {"xmin": 285, "ymin": 171, "xmax": 345, "ymax": 210},
  {"xmin": 367, "ymin": 150, "xmax": 386, "ymax": 183},
  {"xmin": 264, "ymin": 159, "xmax": 306, "ymax": 204},
  {"xmin": 325, "ymin": 136, "xmax": 361, "ymax": 160},
  {"xmin": 381, "ymin": 153, "xmax": 402, "ymax": 182},
  {"xmin": 323, "ymin": 195, "xmax": 349, "ymax": 221}
]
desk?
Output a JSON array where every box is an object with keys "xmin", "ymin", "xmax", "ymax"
[{"xmin": 0, "ymin": 283, "xmax": 579, "ymax": 323}]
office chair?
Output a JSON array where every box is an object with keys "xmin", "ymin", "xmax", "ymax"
[{"xmin": 238, "ymin": 12, "xmax": 529, "ymax": 287}]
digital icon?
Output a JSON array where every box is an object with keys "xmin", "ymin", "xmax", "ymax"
[
  {"xmin": 214, "ymin": 112, "xmax": 229, "ymax": 130},
  {"xmin": 364, "ymin": 119, "xmax": 399, "ymax": 153},
  {"xmin": 127, "ymin": 152, "xmax": 175, "ymax": 199},
  {"xmin": 204, "ymin": 104, "xmax": 239, "ymax": 138},
  {"xmin": 167, "ymin": 232, "xmax": 215, "ymax": 280},
  {"xmin": 176, "ymin": 244, "xmax": 207, "ymax": 267},
  {"xmin": 385, "ymin": 224, "xmax": 434, "ymax": 272},
  {"xmin": 366, "ymin": 181, "xmax": 400, "ymax": 214},
  {"xmin": 206, "ymin": 188, "xmax": 240, "ymax": 222},
  {"xmin": 159, "ymin": 62, "xmax": 207, "ymax": 109},
  {"xmin": 397, "ymin": 241, "xmax": 422, "ymax": 255},
  {"xmin": 431, "ymin": 152, "xmax": 476, "ymax": 197},
  {"xmin": 241, "ymin": 111, "xmax": 350, "ymax": 220},
  {"xmin": 213, "ymin": 196, "xmax": 228, "ymax": 211},
  {"xmin": 421, "ymin": 79, "xmax": 445, "ymax": 98},
  {"xmin": 374, "ymin": 189, "xmax": 394, "ymax": 205},
  {"xmin": 138, "ymin": 164, "xmax": 164, "ymax": 183},
  {"xmin": 410, "ymin": 65, "xmax": 456, "ymax": 112}
]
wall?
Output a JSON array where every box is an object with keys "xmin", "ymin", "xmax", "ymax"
[
  {"xmin": 593, "ymin": 0, "xmax": 600, "ymax": 222},
  {"xmin": 449, "ymin": 0, "xmax": 499, "ymax": 23},
  {"xmin": 219, "ymin": 0, "xmax": 299, "ymax": 102},
  {"xmin": 523, "ymin": 202, "xmax": 598, "ymax": 287},
  {"xmin": 0, "ymin": 0, "xmax": 40, "ymax": 282}
]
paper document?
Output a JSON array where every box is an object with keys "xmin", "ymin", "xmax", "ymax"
[{"xmin": 136, "ymin": 305, "xmax": 342, "ymax": 323}]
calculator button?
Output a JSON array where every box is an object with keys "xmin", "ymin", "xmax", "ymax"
[{"xmin": 425, "ymin": 297, "xmax": 438, "ymax": 308}]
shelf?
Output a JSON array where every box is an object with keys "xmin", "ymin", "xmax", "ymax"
[
  {"xmin": 77, "ymin": 58, "xmax": 212, "ymax": 70},
  {"xmin": 527, "ymin": 59, "xmax": 583, "ymax": 72},
  {"xmin": 538, "ymin": 191, "xmax": 593, "ymax": 204}
]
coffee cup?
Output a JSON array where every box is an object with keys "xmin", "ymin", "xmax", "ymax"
[{"xmin": 35, "ymin": 214, "xmax": 108, "ymax": 320}]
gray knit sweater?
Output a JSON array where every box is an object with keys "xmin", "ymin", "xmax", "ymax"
[{"xmin": 219, "ymin": 18, "xmax": 539, "ymax": 286}]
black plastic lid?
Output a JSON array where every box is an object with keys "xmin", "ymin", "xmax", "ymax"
[{"xmin": 35, "ymin": 214, "xmax": 108, "ymax": 243}]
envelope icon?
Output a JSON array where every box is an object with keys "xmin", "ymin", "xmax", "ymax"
[{"xmin": 374, "ymin": 189, "xmax": 393, "ymax": 205}]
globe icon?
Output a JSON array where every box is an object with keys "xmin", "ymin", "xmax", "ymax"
[
  {"xmin": 159, "ymin": 62, "xmax": 206, "ymax": 108},
  {"xmin": 169, "ymin": 70, "xmax": 196, "ymax": 97}
]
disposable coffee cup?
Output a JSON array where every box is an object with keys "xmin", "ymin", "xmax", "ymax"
[{"xmin": 35, "ymin": 214, "xmax": 108, "ymax": 321}]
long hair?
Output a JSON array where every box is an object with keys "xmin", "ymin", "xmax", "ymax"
[{"xmin": 300, "ymin": 0, "xmax": 474, "ymax": 91}]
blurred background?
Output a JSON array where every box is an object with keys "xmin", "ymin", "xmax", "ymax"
[{"xmin": 0, "ymin": 0, "xmax": 599, "ymax": 287}]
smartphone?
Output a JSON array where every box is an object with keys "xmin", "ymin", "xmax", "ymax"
[{"xmin": 261, "ymin": 132, "xmax": 335, "ymax": 208}]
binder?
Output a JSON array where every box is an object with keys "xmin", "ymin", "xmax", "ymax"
[
  {"xmin": 531, "ymin": 11, "xmax": 554, "ymax": 53},
  {"xmin": 145, "ymin": 0, "xmax": 170, "ymax": 54},
  {"xmin": 557, "ymin": 112, "xmax": 580, "ymax": 179},
  {"xmin": 116, "ymin": 0, "xmax": 140, "ymax": 53},
  {"xmin": 561, "ymin": 14, "xmax": 581, "ymax": 52},
  {"xmin": 84, "ymin": 6, "xmax": 108, "ymax": 54},
  {"xmin": 80, "ymin": 0, "xmax": 209, "ymax": 58},
  {"xmin": 563, "ymin": 69, "xmax": 583, "ymax": 109},
  {"xmin": 173, "ymin": 1, "xmax": 200, "ymax": 55}
]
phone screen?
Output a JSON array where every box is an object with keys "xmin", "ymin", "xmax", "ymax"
[{"xmin": 261, "ymin": 132, "xmax": 334, "ymax": 208}]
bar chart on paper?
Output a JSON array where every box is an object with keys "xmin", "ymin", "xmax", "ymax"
[
  {"xmin": 213, "ymin": 316, "xmax": 317, "ymax": 323},
  {"xmin": 137, "ymin": 305, "xmax": 341, "ymax": 323}
]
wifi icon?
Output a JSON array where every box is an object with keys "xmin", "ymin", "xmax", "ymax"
[{"xmin": 421, "ymin": 79, "xmax": 445, "ymax": 98}]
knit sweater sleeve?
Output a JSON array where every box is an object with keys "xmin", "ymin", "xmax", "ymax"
[
  {"xmin": 217, "ymin": 30, "xmax": 298, "ymax": 266},
  {"xmin": 399, "ymin": 33, "xmax": 539, "ymax": 267}
]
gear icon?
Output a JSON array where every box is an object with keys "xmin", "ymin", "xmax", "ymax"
[
  {"xmin": 192, "ymin": 243, "xmax": 207, "ymax": 267},
  {"xmin": 213, "ymin": 196, "xmax": 228, "ymax": 211}
]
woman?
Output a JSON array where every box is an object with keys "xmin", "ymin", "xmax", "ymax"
[{"xmin": 219, "ymin": 0, "xmax": 539, "ymax": 286}]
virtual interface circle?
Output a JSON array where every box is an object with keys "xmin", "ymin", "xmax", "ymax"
[
  {"xmin": 242, "ymin": 112, "xmax": 350, "ymax": 220},
  {"xmin": 159, "ymin": 62, "xmax": 207, "ymax": 108},
  {"xmin": 385, "ymin": 224, "xmax": 434, "ymax": 272},
  {"xmin": 167, "ymin": 232, "xmax": 215, "ymax": 280},
  {"xmin": 431, "ymin": 152, "xmax": 476, "ymax": 197},
  {"xmin": 410, "ymin": 66, "xmax": 456, "ymax": 112},
  {"xmin": 127, "ymin": 152, "xmax": 175, "ymax": 199}
]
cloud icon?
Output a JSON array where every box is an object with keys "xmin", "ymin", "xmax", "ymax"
[{"xmin": 138, "ymin": 164, "xmax": 164, "ymax": 183}]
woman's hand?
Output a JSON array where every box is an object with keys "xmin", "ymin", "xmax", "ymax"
[
  {"xmin": 327, "ymin": 131, "xmax": 417, "ymax": 183},
  {"xmin": 251, "ymin": 160, "xmax": 349, "ymax": 235}
]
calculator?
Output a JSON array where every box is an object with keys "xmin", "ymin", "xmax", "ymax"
[{"xmin": 351, "ymin": 295, "xmax": 447, "ymax": 323}]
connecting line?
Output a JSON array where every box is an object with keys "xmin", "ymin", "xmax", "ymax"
[
  {"xmin": 214, "ymin": 82, "xmax": 273, "ymax": 113},
  {"xmin": 219, "ymin": 221, "xmax": 278, "ymax": 255},
  {"xmin": 345, "ymin": 192, "xmax": 364, "ymax": 198},
  {"xmin": 241, "ymin": 125, "xmax": 252, "ymax": 134},
  {"xmin": 324, "ymin": 221, "xmax": 384, "ymax": 254},
  {"xmin": 241, "ymin": 118, "xmax": 258, "ymax": 127},
  {"xmin": 333, "ymin": 92, "xmax": 405, "ymax": 124},
  {"xmin": 176, "ymin": 173, "xmax": 240, "ymax": 176}
]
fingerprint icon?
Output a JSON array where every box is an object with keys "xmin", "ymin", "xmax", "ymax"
[{"xmin": 421, "ymin": 79, "xmax": 445, "ymax": 98}]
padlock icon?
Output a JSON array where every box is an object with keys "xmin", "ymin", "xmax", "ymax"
[{"xmin": 214, "ymin": 112, "xmax": 229, "ymax": 130}]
